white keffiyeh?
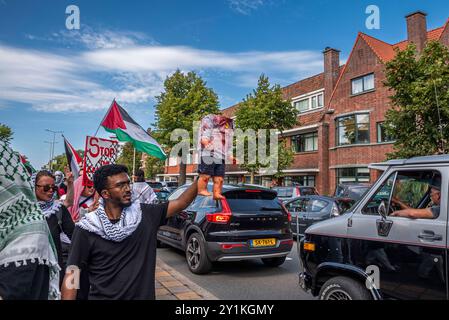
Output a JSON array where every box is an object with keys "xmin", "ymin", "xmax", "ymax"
[
  {"xmin": 76, "ymin": 200, "xmax": 142, "ymax": 242},
  {"xmin": 38, "ymin": 200, "xmax": 62, "ymax": 219}
]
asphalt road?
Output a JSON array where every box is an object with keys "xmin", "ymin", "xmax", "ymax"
[{"xmin": 157, "ymin": 240, "xmax": 314, "ymax": 300}]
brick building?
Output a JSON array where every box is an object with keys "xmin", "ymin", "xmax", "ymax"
[{"xmin": 159, "ymin": 11, "xmax": 449, "ymax": 195}]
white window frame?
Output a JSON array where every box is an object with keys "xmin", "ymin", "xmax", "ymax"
[{"xmin": 292, "ymin": 89, "xmax": 325, "ymax": 114}]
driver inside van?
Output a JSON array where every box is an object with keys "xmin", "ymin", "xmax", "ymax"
[{"xmin": 391, "ymin": 176, "xmax": 441, "ymax": 219}]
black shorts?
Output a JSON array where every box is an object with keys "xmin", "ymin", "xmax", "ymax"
[{"xmin": 198, "ymin": 156, "xmax": 225, "ymax": 177}]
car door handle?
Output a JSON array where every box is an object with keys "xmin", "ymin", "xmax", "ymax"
[{"xmin": 418, "ymin": 231, "xmax": 442, "ymax": 241}]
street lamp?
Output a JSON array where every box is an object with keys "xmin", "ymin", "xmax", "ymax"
[{"xmin": 45, "ymin": 129, "xmax": 63, "ymax": 171}]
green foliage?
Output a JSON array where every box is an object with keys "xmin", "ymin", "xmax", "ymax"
[
  {"xmin": 154, "ymin": 70, "xmax": 220, "ymax": 146},
  {"xmin": 0, "ymin": 123, "xmax": 13, "ymax": 144},
  {"xmin": 144, "ymin": 155, "xmax": 165, "ymax": 180},
  {"xmin": 153, "ymin": 70, "xmax": 220, "ymax": 184},
  {"xmin": 116, "ymin": 142, "xmax": 143, "ymax": 175},
  {"xmin": 384, "ymin": 41, "xmax": 449, "ymax": 159},
  {"xmin": 235, "ymin": 74, "xmax": 299, "ymax": 179}
]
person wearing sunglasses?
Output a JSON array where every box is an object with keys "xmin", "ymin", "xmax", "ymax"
[{"xmin": 34, "ymin": 170, "xmax": 75, "ymax": 286}]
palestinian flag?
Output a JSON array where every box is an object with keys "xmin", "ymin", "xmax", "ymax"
[
  {"xmin": 18, "ymin": 154, "xmax": 36, "ymax": 174},
  {"xmin": 100, "ymin": 100, "xmax": 167, "ymax": 160},
  {"xmin": 63, "ymin": 135, "xmax": 82, "ymax": 179}
]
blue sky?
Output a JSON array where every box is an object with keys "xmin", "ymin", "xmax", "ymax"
[{"xmin": 1, "ymin": 0, "xmax": 449, "ymax": 168}]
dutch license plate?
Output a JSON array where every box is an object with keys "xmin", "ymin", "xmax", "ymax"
[{"xmin": 250, "ymin": 238, "xmax": 276, "ymax": 247}]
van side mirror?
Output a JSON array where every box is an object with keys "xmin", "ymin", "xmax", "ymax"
[{"xmin": 378, "ymin": 201, "xmax": 387, "ymax": 220}]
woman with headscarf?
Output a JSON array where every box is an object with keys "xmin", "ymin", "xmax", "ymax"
[
  {"xmin": 68, "ymin": 176, "xmax": 99, "ymax": 223},
  {"xmin": 34, "ymin": 170, "xmax": 75, "ymax": 285},
  {"xmin": 0, "ymin": 141, "xmax": 60, "ymax": 299}
]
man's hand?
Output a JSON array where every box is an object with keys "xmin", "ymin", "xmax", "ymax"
[
  {"xmin": 167, "ymin": 179, "xmax": 198, "ymax": 218},
  {"xmin": 87, "ymin": 192, "xmax": 100, "ymax": 213},
  {"xmin": 64, "ymin": 166, "xmax": 74, "ymax": 185}
]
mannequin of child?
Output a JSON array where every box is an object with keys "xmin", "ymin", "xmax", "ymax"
[{"xmin": 197, "ymin": 115, "xmax": 234, "ymax": 200}]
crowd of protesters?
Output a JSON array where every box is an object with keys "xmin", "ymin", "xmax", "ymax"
[{"xmin": 0, "ymin": 141, "xmax": 197, "ymax": 300}]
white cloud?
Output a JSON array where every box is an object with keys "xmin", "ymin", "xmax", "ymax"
[
  {"xmin": 227, "ymin": 0, "xmax": 272, "ymax": 15},
  {"xmin": 0, "ymin": 29, "xmax": 323, "ymax": 113}
]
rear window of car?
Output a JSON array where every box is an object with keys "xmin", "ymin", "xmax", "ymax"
[
  {"xmin": 224, "ymin": 190, "xmax": 282, "ymax": 212},
  {"xmin": 272, "ymin": 187, "xmax": 293, "ymax": 197},
  {"xmin": 148, "ymin": 182, "xmax": 163, "ymax": 189},
  {"xmin": 347, "ymin": 187, "xmax": 370, "ymax": 199},
  {"xmin": 300, "ymin": 187, "xmax": 318, "ymax": 196}
]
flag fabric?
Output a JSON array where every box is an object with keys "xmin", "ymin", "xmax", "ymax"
[
  {"xmin": 63, "ymin": 135, "xmax": 82, "ymax": 179},
  {"xmin": 18, "ymin": 154, "xmax": 36, "ymax": 174},
  {"xmin": 100, "ymin": 100, "xmax": 167, "ymax": 160}
]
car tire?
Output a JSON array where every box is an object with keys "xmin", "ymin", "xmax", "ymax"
[
  {"xmin": 185, "ymin": 232, "xmax": 212, "ymax": 274},
  {"xmin": 319, "ymin": 276, "xmax": 372, "ymax": 300},
  {"xmin": 261, "ymin": 256, "xmax": 286, "ymax": 267}
]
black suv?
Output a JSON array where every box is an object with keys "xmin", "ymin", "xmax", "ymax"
[{"xmin": 158, "ymin": 184, "xmax": 293, "ymax": 274}]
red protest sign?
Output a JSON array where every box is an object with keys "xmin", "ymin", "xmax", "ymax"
[{"xmin": 82, "ymin": 136, "xmax": 120, "ymax": 186}]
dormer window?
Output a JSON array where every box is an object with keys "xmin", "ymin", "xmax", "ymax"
[{"xmin": 293, "ymin": 93, "xmax": 324, "ymax": 113}]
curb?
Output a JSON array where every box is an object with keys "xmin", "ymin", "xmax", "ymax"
[{"xmin": 156, "ymin": 258, "xmax": 219, "ymax": 300}]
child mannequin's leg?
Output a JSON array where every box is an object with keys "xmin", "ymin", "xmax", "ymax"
[
  {"xmin": 198, "ymin": 174, "xmax": 212, "ymax": 196},
  {"xmin": 212, "ymin": 176, "xmax": 225, "ymax": 200}
]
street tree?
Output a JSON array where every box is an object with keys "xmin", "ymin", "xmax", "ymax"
[
  {"xmin": 0, "ymin": 123, "xmax": 13, "ymax": 145},
  {"xmin": 117, "ymin": 142, "xmax": 143, "ymax": 175},
  {"xmin": 384, "ymin": 41, "xmax": 449, "ymax": 159},
  {"xmin": 235, "ymin": 74, "xmax": 299, "ymax": 183},
  {"xmin": 154, "ymin": 70, "xmax": 220, "ymax": 185}
]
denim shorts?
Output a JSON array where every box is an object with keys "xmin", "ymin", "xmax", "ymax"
[{"xmin": 198, "ymin": 156, "xmax": 225, "ymax": 177}]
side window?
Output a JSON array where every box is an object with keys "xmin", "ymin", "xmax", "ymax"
[
  {"xmin": 362, "ymin": 170, "xmax": 441, "ymax": 218},
  {"xmin": 307, "ymin": 199, "xmax": 328, "ymax": 212},
  {"xmin": 286, "ymin": 198, "xmax": 307, "ymax": 212}
]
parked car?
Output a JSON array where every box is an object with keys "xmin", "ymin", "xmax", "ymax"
[
  {"xmin": 298, "ymin": 155, "xmax": 448, "ymax": 300},
  {"xmin": 154, "ymin": 189, "xmax": 171, "ymax": 204},
  {"xmin": 334, "ymin": 183, "xmax": 371, "ymax": 202},
  {"xmin": 285, "ymin": 195, "xmax": 346, "ymax": 237},
  {"xmin": 164, "ymin": 181, "xmax": 179, "ymax": 193},
  {"xmin": 157, "ymin": 183, "xmax": 293, "ymax": 274},
  {"xmin": 147, "ymin": 181, "xmax": 164, "ymax": 191},
  {"xmin": 272, "ymin": 186, "xmax": 319, "ymax": 202}
]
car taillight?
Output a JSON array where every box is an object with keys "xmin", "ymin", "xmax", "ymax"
[
  {"xmin": 279, "ymin": 201, "xmax": 291, "ymax": 222},
  {"xmin": 245, "ymin": 189, "xmax": 261, "ymax": 193},
  {"xmin": 206, "ymin": 199, "xmax": 232, "ymax": 224},
  {"xmin": 296, "ymin": 187, "xmax": 301, "ymax": 197}
]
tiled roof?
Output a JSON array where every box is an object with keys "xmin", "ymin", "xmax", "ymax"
[
  {"xmin": 282, "ymin": 73, "xmax": 324, "ymax": 100},
  {"xmin": 393, "ymin": 26, "xmax": 445, "ymax": 51}
]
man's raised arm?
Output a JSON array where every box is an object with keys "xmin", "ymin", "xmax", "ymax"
[{"xmin": 167, "ymin": 180, "xmax": 198, "ymax": 218}]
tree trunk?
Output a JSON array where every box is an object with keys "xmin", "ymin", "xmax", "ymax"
[
  {"xmin": 179, "ymin": 161, "xmax": 187, "ymax": 185},
  {"xmin": 250, "ymin": 171, "xmax": 254, "ymax": 184}
]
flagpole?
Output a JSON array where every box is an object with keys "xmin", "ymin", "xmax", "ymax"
[
  {"xmin": 132, "ymin": 147, "xmax": 136, "ymax": 178},
  {"xmin": 94, "ymin": 98, "xmax": 116, "ymax": 137}
]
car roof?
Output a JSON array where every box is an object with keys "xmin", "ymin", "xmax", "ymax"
[{"xmin": 370, "ymin": 154, "xmax": 449, "ymax": 169}]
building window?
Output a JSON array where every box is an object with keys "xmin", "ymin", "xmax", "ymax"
[
  {"xmin": 291, "ymin": 132, "xmax": 318, "ymax": 153},
  {"xmin": 284, "ymin": 175, "xmax": 316, "ymax": 187},
  {"xmin": 336, "ymin": 167, "xmax": 370, "ymax": 184},
  {"xmin": 377, "ymin": 122, "xmax": 394, "ymax": 143},
  {"xmin": 336, "ymin": 113, "xmax": 370, "ymax": 146},
  {"xmin": 293, "ymin": 93, "xmax": 324, "ymax": 114},
  {"xmin": 224, "ymin": 176, "xmax": 239, "ymax": 185},
  {"xmin": 351, "ymin": 73, "xmax": 374, "ymax": 95}
]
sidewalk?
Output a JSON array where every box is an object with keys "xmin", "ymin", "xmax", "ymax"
[{"xmin": 155, "ymin": 258, "xmax": 218, "ymax": 300}]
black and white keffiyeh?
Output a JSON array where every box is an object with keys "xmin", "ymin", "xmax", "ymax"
[
  {"xmin": 76, "ymin": 200, "xmax": 142, "ymax": 242},
  {"xmin": 38, "ymin": 200, "xmax": 62, "ymax": 219}
]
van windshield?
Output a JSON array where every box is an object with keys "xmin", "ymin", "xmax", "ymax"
[{"xmin": 272, "ymin": 187, "xmax": 293, "ymax": 197}]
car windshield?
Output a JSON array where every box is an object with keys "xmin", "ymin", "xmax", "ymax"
[
  {"xmin": 272, "ymin": 187, "xmax": 293, "ymax": 197},
  {"xmin": 147, "ymin": 182, "xmax": 163, "ymax": 189}
]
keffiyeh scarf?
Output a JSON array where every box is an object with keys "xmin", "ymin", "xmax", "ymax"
[
  {"xmin": 76, "ymin": 200, "xmax": 142, "ymax": 242},
  {"xmin": 38, "ymin": 200, "xmax": 62, "ymax": 219},
  {"xmin": 0, "ymin": 141, "xmax": 60, "ymax": 300}
]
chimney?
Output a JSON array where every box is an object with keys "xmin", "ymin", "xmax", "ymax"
[
  {"xmin": 323, "ymin": 47, "xmax": 340, "ymax": 107},
  {"xmin": 406, "ymin": 11, "xmax": 428, "ymax": 53}
]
